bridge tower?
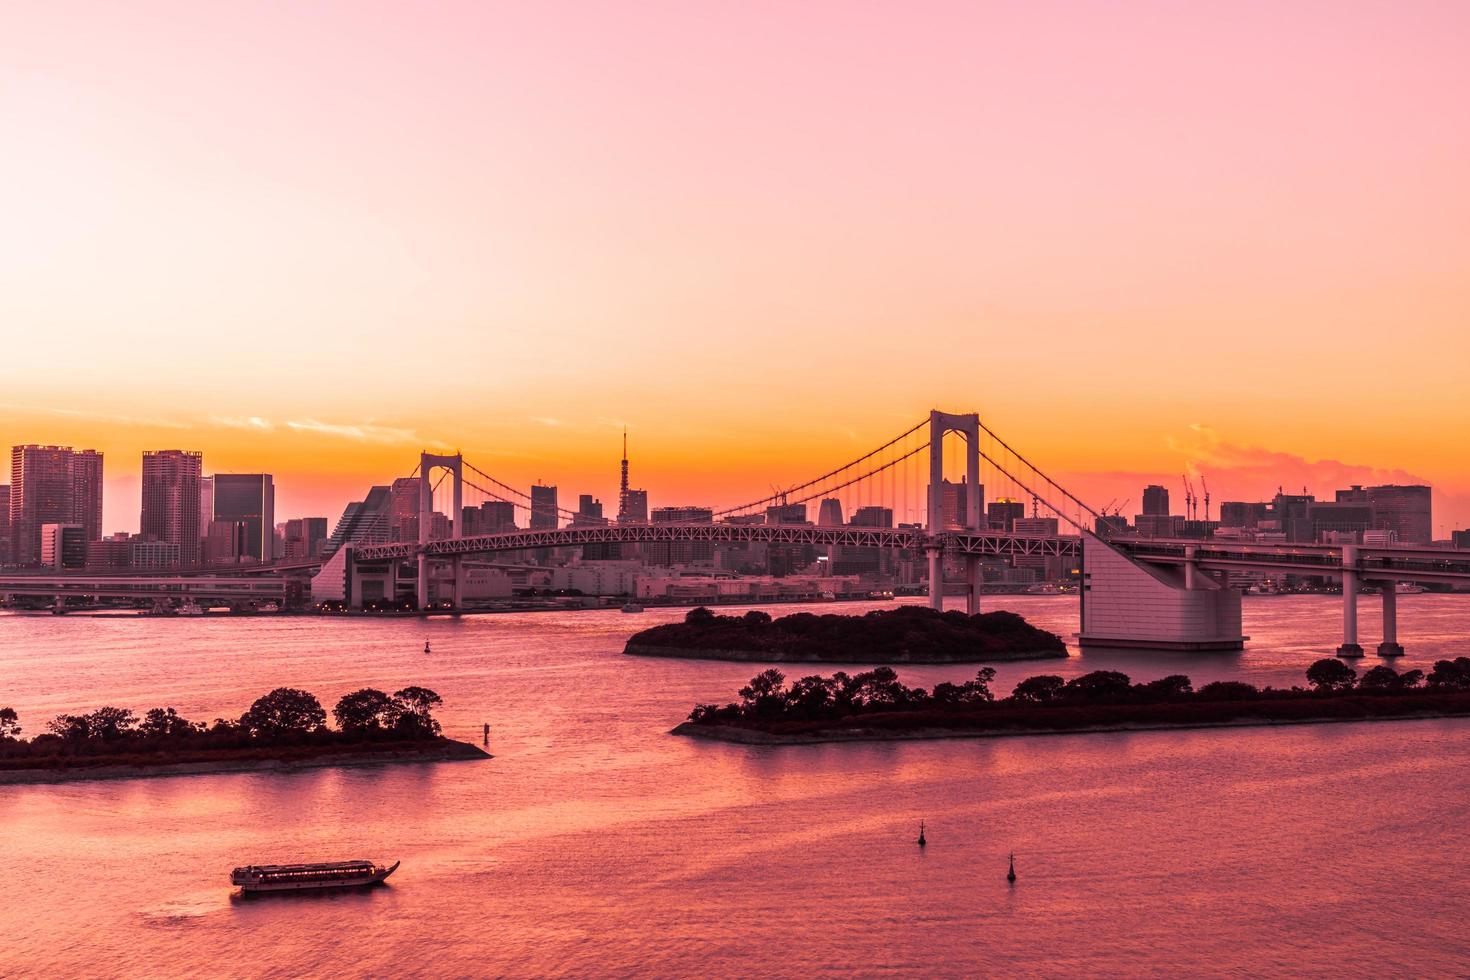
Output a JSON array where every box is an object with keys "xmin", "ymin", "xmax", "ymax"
[
  {"xmin": 926, "ymin": 411, "xmax": 984, "ymax": 614},
  {"xmin": 418, "ymin": 452, "xmax": 464, "ymax": 610}
]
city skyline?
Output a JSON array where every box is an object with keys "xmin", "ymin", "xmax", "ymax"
[{"xmin": 4, "ymin": 2, "xmax": 1469, "ymax": 534}]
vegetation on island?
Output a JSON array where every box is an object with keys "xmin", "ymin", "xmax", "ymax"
[
  {"xmin": 680, "ymin": 657, "xmax": 1470, "ymax": 739},
  {"xmin": 0, "ymin": 685, "xmax": 464, "ymax": 773},
  {"xmin": 627, "ymin": 605, "xmax": 1068, "ymax": 663}
]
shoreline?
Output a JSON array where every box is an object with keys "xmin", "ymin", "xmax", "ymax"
[
  {"xmin": 625, "ymin": 642, "xmax": 1068, "ymax": 664},
  {"xmin": 0, "ymin": 738, "xmax": 491, "ymax": 786},
  {"xmin": 672, "ymin": 711, "xmax": 1470, "ymax": 745}
]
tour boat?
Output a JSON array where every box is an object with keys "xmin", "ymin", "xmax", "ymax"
[
  {"xmin": 1395, "ymin": 583, "xmax": 1427, "ymax": 594},
  {"xmin": 230, "ymin": 860, "xmax": 399, "ymax": 894},
  {"xmin": 1025, "ymin": 583, "xmax": 1065, "ymax": 595},
  {"xmin": 620, "ymin": 602, "xmax": 645, "ymax": 613}
]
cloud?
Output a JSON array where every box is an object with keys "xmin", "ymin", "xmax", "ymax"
[
  {"xmin": 284, "ymin": 419, "xmax": 423, "ymax": 445},
  {"xmin": 0, "ymin": 403, "xmax": 193, "ymax": 430},
  {"xmin": 1166, "ymin": 425, "xmax": 1429, "ymax": 492},
  {"xmin": 531, "ymin": 417, "xmax": 563, "ymax": 427},
  {"xmin": 210, "ymin": 415, "xmax": 276, "ymax": 432}
]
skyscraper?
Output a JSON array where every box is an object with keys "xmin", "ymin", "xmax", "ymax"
[
  {"xmin": 141, "ymin": 450, "xmax": 203, "ymax": 565},
  {"xmin": 622, "ymin": 489, "xmax": 648, "ymax": 524},
  {"xmin": 1366, "ymin": 485, "xmax": 1432, "ymax": 544},
  {"xmin": 817, "ymin": 498, "xmax": 844, "ymax": 526},
  {"xmin": 8, "ymin": 446, "xmax": 104, "ymax": 566},
  {"xmin": 388, "ymin": 477, "xmax": 421, "ymax": 542},
  {"xmin": 212, "ymin": 474, "xmax": 274, "ymax": 562},
  {"xmin": 0, "ymin": 484, "xmax": 10, "ymax": 565},
  {"xmin": 1142, "ymin": 484, "xmax": 1170, "ymax": 516},
  {"xmin": 531, "ymin": 484, "xmax": 559, "ymax": 530},
  {"xmin": 199, "ymin": 476, "xmax": 214, "ymax": 541}
]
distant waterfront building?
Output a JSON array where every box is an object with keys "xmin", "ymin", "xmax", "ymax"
[
  {"xmin": 647, "ymin": 506, "xmax": 713, "ymax": 565},
  {"xmin": 0, "ymin": 483, "xmax": 9, "ymax": 565},
  {"xmin": 1365, "ymin": 485, "xmax": 1432, "ymax": 544},
  {"xmin": 324, "ymin": 485, "xmax": 392, "ymax": 557},
  {"xmin": 817, "ymin": 499, "xmax": 844, "ymax": 526},
  {"xmin": 461, "ymin": 500, "xmax": 517, "ymax": 536},
  {"xmin": 40, "ymin": 523, "xmax": 87, "ymax": 569},
  {"xmin": 1219, "ymin": 501, "xmax": 1269, "ymax": 528},
  {"xmin": 199, "ymin": 476, "xmax": 214, "ymax": 543},
  {"xmin": 204, "ymin": 519, "xmax": 250, "ymax": 565},
  {"xmin": 1141, "ymin": 484, "xmax": 1170, "ymax": 517},
  {"xmin": 937, "ymin": 478, "xmax": 981, "ymax": 529},
  {"xmin": 1307, "ymin": 500, "xmax": 1373, "ymax": 542},
  {"xmin": 574, "ymin": 494, "xmax": 606, "ymax": 524},
  {"xmin": 388, "ymin": 477, "xmax": 421, "ymax": 542},
  {"xmin": 621, "ymin": 488, "xmax": 649, "ymax": 524},
  {"xmin": 211, "ymin": 474, "xmax": 274, "ymax": 562},
  {"xmin": 141, "ymin": 450, "xmax": 203, "ymax": 565},
  {"xmin": 530, "ymin": 484, "xmax": 559, "ymax": 530},
  {"xmin": 988, "ymin": 498, "xmax": 1025, "ymax": 532},
  {"xmin": 130, "ymin": 538, "xmax": 181, "ymax": 568},
  {"xmin": 281, "ymin": 517, "xmax": 329, "ymax": 560},
  {"xmin": 8, "ymin": 445, "xmax": 104, "ymax": 566},
  {"xmin": 1452, "ymin": 529, "xmax": 1470, "ymax": 550}
]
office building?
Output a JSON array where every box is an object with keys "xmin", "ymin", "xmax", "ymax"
[
  {"xmin": 40, "ymin": 523, "xmax": 87, "ymax": 569},
  {"xmin": 647, "ymin": 506, "xmax": 713, "ymax": 565},
  {"xmin": 988, "ymin": 498, "xmax": 1025, "ymax": 532},
  {"xmin": 0, "ymin": 484, "xmax": 9, "ymax": 565},
  {"xmin": 203, "ymin": 520, "xmax": 250, "ymax": 564},
  {"xmin": 199, "ymin": 476, "xmax": 214, "ymax": 540},
  {"xmin": 461, "ymin": 500, "xmax": 517, "ymax": 536},
  {"xmin": 531, "ymin": 484, "xmax": 559, "ymax": 530},
  {"xmin": 211, "ymin": 474, "xmax": 274, "ymax": 562},
  {"xmin": 8, "ymin": 445, "xmax": 104, "ymax": 566},
  {"xmin": 388, "ymin": 477, "xmax": 421, "ymax": 542},
  {"xmin": 937, "ymin": 477, "xmax": 981, "ymax": 529},
  {"xmin": 621, "ymin": 489, "xmax": 649, "ymax": 524},
  {"xmin": 1452, "ymin": 529, "xmax": 1470, "ymax": 550},
  {"xmin": 324, "ymin": 485, "xmax": 392, "ymax": 557},
  {"xmin": 1365, "ymin": 485, "xmax": 1432, "ymax": 544},
  {"xmin": 817, "ymin": 499, "xmax": 844, "ymax": 526},
  {"xmin": 141, "ymin": 450, "xmax": 203, "ymax": 565},
  {"xmin": 1219, "ymin": 501, "xmax": 1269, "ymax": 528},
  {"xmin": 1142, "ymin": 484, "xmax": 1170, "ymax": 517}
]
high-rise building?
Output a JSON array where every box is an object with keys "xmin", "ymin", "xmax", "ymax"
[
  {"xmin": 461, "ymin": 500, "xmax": 517, "ymax": 536},
  {"xmin": 199, "ymin": 476, "xmax": 214, "ymax": 540},
  {"xmin": 1142, "ymin": 484, "xmax": 1170, "ymax": 517},
  {"xmin": 280, "ymin": 517, "xmax": 330, "ymax": 560},
  {"xmin": 389, "ymin": 477, "xmax": 421, "ymax": 542},
  {"xmin": 531, "ymin": 484, "xmax": 559, "ymax": 530},
  {"xmin": 1219, "ymin": 501, "xmax": 1269, "ymax": 528},
  {"xmin": 211, "ymin": 474, "xmax": 274, "ymax": 562},
  {"xmin": 817, "ymin": 499, "xmax": 844, "ymax": 526},
  {"xmin": 141, "ymin": 450, "xmax": 203, "ymax": 565},
  {"xmin": 40, "ymin": 523, "xmax": 87, "ymax": 569},
  {"xmin": 647, "ymin": 506, "xmax": 713, "ymax": 565},
  {"xmin": 203, "ymin": 520, "xmax": 249, "ymax": 565},
  {"xmin": 575, "ymin": 494, "xmax": 605, "ymax": 523},
  {"xmin": 323, "ymin": 486, "xmax": 392, "ymax": 557},
  {"xmin": 621, "ymin": 489, "xmax": 648, "ymax": 524},
  {"xmin": 936, "ymin": 478, "xmax": 982, "ymax": 529},
  {"xmin": 1365, "ymin": 485, "xmax": 1432, "ymax": 544},
  {"xmin": 0, "ymin": 483, "xmax": 9, "ymax": 565},
  {"xmin": 988, "ymin": 498, "xmax": 1025, "ymax": 532},
  {"xmin": 8, "ymin": 445, "xmax": 104, "ymax": 566}
]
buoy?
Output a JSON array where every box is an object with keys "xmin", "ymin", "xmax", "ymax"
[
  {"xmin": 1007, "ymin": 852, "xmax": 1016, "ymax": 883},
  {"xmin": 482, "ymin": 723, "xmax": 490, "ymax": 746},
  {"xmin": 424, "ymin": 640, "xmax": 431, "ymax": 654},
  {"xmin": 917, "ymin": 821, "xmax": 927, "ymax": 848}
]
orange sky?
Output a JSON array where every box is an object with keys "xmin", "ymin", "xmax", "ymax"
[{"xmin": 3, "ymin": 2, "xmax": 1468, "ymax": 535}]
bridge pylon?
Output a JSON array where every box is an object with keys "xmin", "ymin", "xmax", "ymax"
[
  {"xmin": 418, "ymin": 452, "xmax": 464, "ymax": 610},
  {"xmin": 926, "ymin": 411, "xmax": 984, "ymax": 614}
]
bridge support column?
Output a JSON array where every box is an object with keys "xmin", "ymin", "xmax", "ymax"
[
  {"xmin": 964, "ymin": 555, "xmax": 981, "ymax": 615},
  {"xmin": 452, "ymin": 555, "xmax": 464, "ymax": 612},
  {"xmin": 1337, "ymin": 545, "xmax": 1363, "ymax": 658},
  {"xmin": 1377, "ymin": 584, "xmax": 1403, "ymax": 657},
  {"xmin": 927, "ymin": 547, "xmax": 943, "ymax": 610}
]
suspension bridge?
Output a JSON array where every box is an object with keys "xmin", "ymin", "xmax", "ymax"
[{"xmin": 304, "ymin": 409, "xmax": 1470, "ymax": 659}]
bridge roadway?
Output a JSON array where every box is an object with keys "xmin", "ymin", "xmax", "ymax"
[
  {"xmin": 349, "ymin": 523, "xmax": 1470, "ymax": 584},
  {"xmin": 0, "ymin": 573, "xmax": 288, "ymax": 602}
]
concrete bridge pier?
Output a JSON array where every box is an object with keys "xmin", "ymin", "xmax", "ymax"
[
  {"xmin": 1377, "ymin": 584, "xmax": 1404, "ymax": 657},
  {"xmin": 964, "ymin": 555, "xmax": 982, "ymax": 615},
  {"xmin": 1337, "ymin": 545, "xmax": 1364, "ymax": 658},
  {"xmin": 926, "ymin": 547, "xmax": 943, "ymax": 611}
]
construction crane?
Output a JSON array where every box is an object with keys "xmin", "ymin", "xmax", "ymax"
[
  {"xmin": 1200, "ymin": 475, "xmax": 1210, "ymax": 522},
  {"xmin": 1181, "ymin": 475, "xmax": 1195, "ymax": 521}
]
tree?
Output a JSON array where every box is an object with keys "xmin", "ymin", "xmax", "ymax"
[
  {"xmin": 1398, "ymin": 669, "xmax": 1424, "ymax": 689},
  {"xmin": 1011, "ymin": 675, "xmax": 1065, "ymax": 704},
  {"xmin": 333, "ymin": 688, "xmax": 399, "ymax": 733},
  {"xmin": 785, "ymin": 675, "xmax": 836, "ymax": 719},
  {"xmin": 48, "ymin": 707, "xmax": 136, "ymax": 741},
  {"xmin": 1426, "ymin": 658, "xmax": 1470, "ymax": 691},
  {"xmin": 685, "ymin": 606, "xmax": 717, "ymax": 625},
  {"xmin": 1306, "ymin": 658, "xmax": 1356, "ymax": 692},
  {"xmin": 738, "ymin": 669, "xmax": 788, "ymax": 717},
  {"xmin": 239, "ymin": 688, "xmax": 326, "ymax": 738},
  {"xmin": 742, "ymin": 610, "xmax": 772, "ymax": 627},
  {"xmin": 1196, "ymin": 680, "xmax": 1260, "ymax": 701},
  {"xmin": 847, "ymin": 667, "xmax": 918, "ymax": 710},
  {"xmin": 0, "ymin": 707, "xmax": 20, "ymax": 740},
  {"xmin": 138, "ymin": 707, "xmax": 200, "ymax": 738},
  {"xmin": 1138, "ymin": 675, "xmax": 1194, "ymax": 701},
  {"xmin": 1062, "ymin": 671, "xmax": 1133, "ymax": 704},
  {"xmin": 1357, "ymin": 665, "xmax": 1404, "ymax": 691},
  {"xmin": 392, "ymin": 686, "xmax": 444, "ymax": 736}
]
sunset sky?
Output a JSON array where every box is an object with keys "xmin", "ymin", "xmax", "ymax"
[{"xmin": 3, "ymin": 1, "xmax": 1467, "ymax": 534}]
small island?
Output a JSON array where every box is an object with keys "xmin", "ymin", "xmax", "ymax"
[
  {"xmin": 673, "ymin": 657, "xmax": 1470, "ymax": 744},
  {"xmin": 0, "ymin": 685, "xmax": 489, "ymax": 785},
  {"xmin": 625, "ymin": 605, "xmax": 1068, "ymax": 663}
]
